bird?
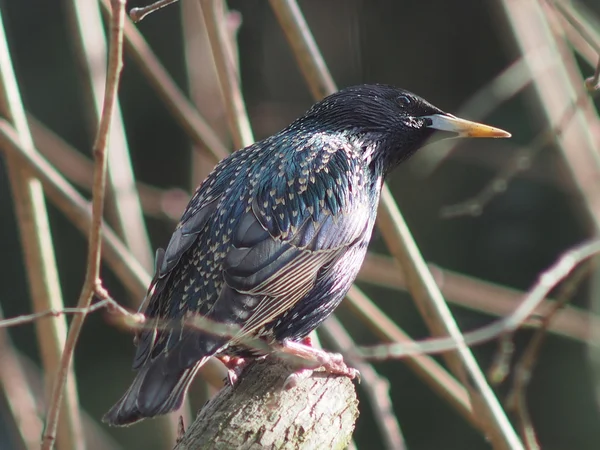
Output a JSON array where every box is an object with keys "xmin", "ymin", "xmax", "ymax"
[{"xmin": 103, "ymin": 84, "xmax": 510, "ymax": 426}]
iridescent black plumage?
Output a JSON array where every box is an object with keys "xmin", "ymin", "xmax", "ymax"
[{"xmin": 104, "ymin": 84, "xmax": 509, "ymax": 426}]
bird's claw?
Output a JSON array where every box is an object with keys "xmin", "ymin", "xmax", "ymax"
[
  {"xmin": 278, "ymin": 341, "xmax": 360, "ymax": 387},
  {"xmin": 218, "ymin": 355, "xmax": 247, "ymax": 386}
]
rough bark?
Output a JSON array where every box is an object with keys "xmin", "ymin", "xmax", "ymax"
[{"xmin": 174, "ymin": 359, "xmax": 359, "ymax": 450}]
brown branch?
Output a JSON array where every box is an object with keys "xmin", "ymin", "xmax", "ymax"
[
  {"xmin": 130, "ymin": 0, "xmax": 179, "ymax": 22},
  {"xmin": 201, "ymin": 0, "xmax": 254, "ymax": 149},
  {"xmin": 505, "ymin": 264, "xmax": 592, "ymax": 450},
  {"xmin": 359, "ymin": 238, "xmax": 600, "ymax": 359},
  {"xmin": 29, "ymin": 114, "xmax": 188, "ymax": 222},
  {"xmin": 0, "ymin": 299, "xmax": 133, "ymax": 330},
  {"xmin": 345, "ymin": 286, "xmax": 474, "ymax": 424},
  {"xmin": 269, "ymin": 0, "xmax": 337, "ymax": 100},
  {"xmin": 68, "ymin": 0, "xmax": 153, "ymax": 271},
  {"xmin": 182, "ymin": 0, "xmax": 233, "ymax": 187},
  {"xmin": 359, "ymin": 253, "xmax": 598, "ymax": 343},
  {"xmin": 0, "ymin": 119, "xmax": 229, "ymax": 391},
  {"xmin": 173, "ymin": 358, "xmax": 358, "ymax": 450},
  {"xmin": 500, "ymin": 0, "xmax": 600, "ymax": 231},
  {"xmin": 0, "ymin": 8, "xmax": 83, "ymax": 450},
  {"xmin": 42, "ymin": 1, "xmax": 126, "ymax": 448},
  {"xmin": 99, "ymin": 0, "xmax": 230, "ymax": 163}
]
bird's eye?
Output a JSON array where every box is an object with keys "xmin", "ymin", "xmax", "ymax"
[{"xmin": 397, "ymin": 95, "xmax": 411, "ymax": 105}]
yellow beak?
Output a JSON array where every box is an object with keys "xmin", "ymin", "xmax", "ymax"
[{"xmin": 422, "ymin": 113, "xmax": 511, "ymax": 138}]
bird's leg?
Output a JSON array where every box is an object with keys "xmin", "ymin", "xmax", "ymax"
[
  {"xmin": 217, "ymin": 355, "xmax": 247, "ymax": 386},
  {"xmin": 277, "ymin": 340, "xmax": 360, "ymax": 389},
  {"xmin": 300, "ymin": 335, "xmax": 313, "ymax": 347}
]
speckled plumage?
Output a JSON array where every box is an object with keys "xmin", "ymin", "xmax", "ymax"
[{"xmin": 104, "ymin": 84, "xmax": 508, "ymax": 426}]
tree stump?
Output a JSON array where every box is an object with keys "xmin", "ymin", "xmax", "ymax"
[{"xmin": 174, "ymin": 358, "xmax": 359, "ymax": 449}]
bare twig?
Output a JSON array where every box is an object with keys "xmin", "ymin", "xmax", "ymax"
[
  {"xmin": 0, "ymin": 8, "xmax": 83, "ymax": 450},
  {"xmin": 28, "ymin": 115, "xmax": 188, "ymax": 222},
  {"xmin": 359, "ymin": 253, "xmax": 598, "ymax": 343},
  {"xmin": 182, "ymin": 0, "xmax": 233, "ymax": 186},
  {"xmin": 99, "ymin": 0, "xmax": 230, "ymax": 162},
  {"xmin": 413, "ymin": 51, "xmax": 551, "ymax": 176},
  {"xmin": 0, "ymin": 120, "xmax": 229, "ymax": 391},
  {"xmin": 585, "ymin": 55, "xmax": 600, "ymax": 92},
  {"xmin": 500, "ymin": 0, "xmax": 600, "ymax": 231},
  {"xmin": 359, "ymin": 238, "xmax": 600, "ymax": 359},
  {"xmin": 42, "ymin": 1, "xmax": 126, "ymax": 448},
  {"xmin": 0, "ymin": 120, "xmax": 151, "ymax": 300},
  {"xmin": 0, "ymin": 299, "xmax": 133, "ymax": 330},
  {"xmin": 130, "ymin": 0, "xmax": 179, "ymax": 22},
  {"xmin": 269, "ymin": 0, "xmax": 337, "ymax": 100},
  {"xmin": 68, "ymin": 0, "xmax": 153, "ymax": 271},
  {"xmin": 505, "ymin": 264, "xmax": 592, "ymax": 450},
  {"xmin": 321, "ymin": 317, "xmax": 406, "ymax": 450},
  {"xmin": 345, "ymin": 286, "xmax": 475, "ymax": 421},
  {"xmin": 201, "ymin": 0, "xmax": 254, "ymax": 149},
  {"xmin": 441, "ymin": 93, "xmax": 586, "ymax": 219}
]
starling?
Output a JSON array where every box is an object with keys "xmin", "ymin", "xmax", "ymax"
[{"xmin": 104, "ymin": 84, "xmax": 510, "ymax": 426}]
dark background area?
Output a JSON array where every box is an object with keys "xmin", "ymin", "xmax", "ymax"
[{"xmin": 1, "ymin": 1, "xmax": 599, "ymax": 449}]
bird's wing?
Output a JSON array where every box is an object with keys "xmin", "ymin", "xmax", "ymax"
[
  {"xmin": 213, "ymin": 193, "xmax": 372, "ymax": 342},
  {"xmin": 131, "ymin": 156, "xmax": 235, "ymax": 369}
]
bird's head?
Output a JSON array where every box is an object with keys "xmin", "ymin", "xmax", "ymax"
[{"xmin": 298, "ymin": 84, "xmax": 510, "ymax": 174}]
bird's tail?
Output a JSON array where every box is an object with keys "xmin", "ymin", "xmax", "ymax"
[{"xmin": 102, "ymin": 356, "xmax": 207, "ymax": 427}]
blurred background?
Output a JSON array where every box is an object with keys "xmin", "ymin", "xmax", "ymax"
[{"xmin": 0, "ymin": 0, "xmax": 599, "ymax": 449}]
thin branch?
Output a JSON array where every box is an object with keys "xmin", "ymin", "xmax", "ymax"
[
  {"xmin": 345, "ymin": 286, "xmax": 474, "ymax": 423},
  {"xmin": 0, "ymin": 7, "xmax": 83, "ymax": 450},
  {"xmin": 269, "ymin": 1, "xmax": 521, "ymax": 447},
  {"xmin": 0, "ymin": 119, "xmax": 229, "ymax": 392},
  {"xmin": 321, "ymin": 317, "xmax": 406, "ymax": 450},
  {"xmin": 99, "ymin": 0, "xmax": 231, "ymax": 163},
  {"xmin": 68, "ymin": 0, "xmax": 153, "ymax": 271},
  {"xmin": 269, "ymin": 0, "xmax": 337, "ymax": 100},
  {"xmin": 201, "ymin": 0, "xmax": 254, "ymax": 149},
  {"xmin": 500, "ymin": 0, "xmax": 600, "ymax": 231},
  {"xmin": 505, "ymin": 263, "xmax": 591, "ymax": 450},
  {"xmin": 359, "ymin": 253, "xmax": 598, "ymax": 343},
  {"xmin": 441, "ymin": 92, "xmax": 587, "ymax": 219},
  {"xmin": 585, "ymin": 55, "xmax": 600, "ymax": 92},
  {"xmin": 42, "ymin": 1, "xmax": 126, "ymax": 448},
  {"xmin": 130, "ymin": 0, "xmax": 179, "ymax": 22},
  {"xmin": 359, "ymin": 238, "xmax": 600, "ymax": 359},
  {"xmin": 0, "ymin": 299, "xmax": 132, "ymax": 329},
  {"xmin": 413, "ymin": 52, "xmax": 548, "ymax": 176},
  {"xmin": 182, "ymin": 0, "xmax": 233, "ymax": 187},
  {"xmin": 28, "ymin": 114, "xmax": 188, "ymax": 222},
  {"xmin": 0, "ymin": 120, "xmax": 151, "ymax": 301}
]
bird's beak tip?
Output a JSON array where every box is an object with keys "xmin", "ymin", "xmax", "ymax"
[{"xmin": 423, "ymin": 113, "xmax": 511, "ymax": 139}]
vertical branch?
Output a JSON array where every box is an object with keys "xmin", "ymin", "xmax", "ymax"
[
  {"xmin": 269, "ymin": 0, "xmax": 336, "ymax": 100},
  {"xmin": 182, "ymin": 1, "xmax": 232, "ymax": 185},
  {"xmin": 345, "ymin": 286, "xmax": 474, "ymax": 423},
  {"xmin": 0, "ymin": 8, "xmax": 84, "ymax": 450},
  {"xmin": 99, "ymin": 0, "xmax": 230, "ymax": 163},
  {"xmin": 269, "ymin": 1, "xmax": 522, "ymax": 448},
  {"xmin": 42, "ymin": 1, "xmax": 126, "ymax": 448},
  {"xmin": 201, "ymin": 0, "xmax": 254, "ymax": 149},
  {"xmin": 68, "ymin": 0, "xmax": 154, "ymax": 271},
  {"xmin": 500, "ymin": 0, "xmax": 600, "ymax": 230}
]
